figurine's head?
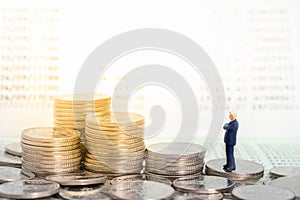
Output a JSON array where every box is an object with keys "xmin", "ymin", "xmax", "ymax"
[{"xmin": 229, "ymin": 111, "xmax": 237, "ymax": 120}]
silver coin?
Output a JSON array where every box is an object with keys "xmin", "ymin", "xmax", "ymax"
[
  {"xmin": 205, "ymin": 159, "xmax": 264, "ymax": 180},
  {"xmin": 111, "ymin": 174, "xmax": 172, "ymax": 185},
  {"xmin": 147, "ymin": 142, "xmax": 206, "ymax": 158},
  {"xmin": 4, "ymin": 142, "xmax": 22, "ymax": 157},
  {"xmin": 173, "ymin": 191, "xmax": 223, "ymax": 200},
  {"xmin": 269, "ymin": 166, "xmax": 300, "ymax": 178},
  {"xmin": 46, "ymin": 172, "xmax": 107, "ymax": 186},
  {"xmin": 0, "ymin": 150, "xmax": 22, "ymax": 167},
  {"xmin": 59, "ymin": 185, "xmax": 111, "ymax": 200},
  {"xmin": 145, "ymin": 171, "xmax": 203, "ymax": 181},
  {"xmin": 269, "ymin": 175, "xmax": 300, "ymax": 199},
  {"xmin": 111, "ymin": 180, "xmax": 174, "ymax": 200},
  {"xmin": 232, "ymin": 185, "xmax": 295, "ymax": 200},
  {"xmin": 0, "ymin": 166, "xmax": 34, "ymax": 183},
  {"xmin": 0, "ymin": 180, "xmax": 60, "ymax": 199},
  {"xmin": 173, "ymin": 175, "xmax": 234, "ymax": 194}
]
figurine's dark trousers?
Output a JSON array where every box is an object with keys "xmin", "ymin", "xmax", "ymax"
[{"xmin": 225, "ymin": 144, "xmax": 236, "ymax": 169}]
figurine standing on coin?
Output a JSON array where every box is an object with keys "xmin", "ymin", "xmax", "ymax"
[{"xmin": 223, "ymin": 111, "xmax": 239, "ymax": 172}]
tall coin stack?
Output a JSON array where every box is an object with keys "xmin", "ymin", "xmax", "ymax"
[
  {"xmin": 53, "ymin": 94, "xmax": 111, "ymax": 156},
  {"xmin": 145, "ymin": 142, "xmax": 206, "ymax": 180},
  {"xmin": 84, "ymin": 112, "xmax": 145, "ymax": 177},
  {"xmin": 21, "ymin": 127, "xmax": 82, "ymax": 176}
]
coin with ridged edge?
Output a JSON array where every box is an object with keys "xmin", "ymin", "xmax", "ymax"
[
  {"xmin": 269, "ymin": 166, "xmax": 300, "ymax": 178},
  {"xmin": 232, "ymin": 185, "xmax": 295, "ymax": 200},
  {"xmin": 205, "ymin": 158, "xmax": 264, "ymax": 180},
  {"xmin": 173, "ymin": 191, "xmax": 224, "ymax": 200},
  {"xmin": 59, "ymin": 184, "xmax": 111, "ymax": 200},
  {"xmin": 0, "ymin": 180, "xmax": 60, "ymax": 199},
  {"xmin": 4, "ymin": 143, "xmax": 22, "ymax": 157},
  {"xmin": 46, "ymin": 172, "xmax": 107, "ymax": 186},
  {"xmin": 0, "ymin": 150, "xmax": 21, "ymax": 167},
  {"xmin": 111, "ymin": 180, "xmax": 174, "ymax": 200},
  {"xmin": 173, "ymin": 175, "xmax": 235, "ymax": 194},
  {"xmin": 111, "ymin": 174, "xmax": 172, "ymax": 186}
]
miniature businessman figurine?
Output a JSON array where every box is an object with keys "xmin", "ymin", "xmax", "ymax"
[{"xmin": 223, "ymin": 111, "xmax": 239, "ymax": 172}]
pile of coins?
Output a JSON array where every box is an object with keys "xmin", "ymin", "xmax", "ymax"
[
  {"xmin": 205, "ymin": 158, "xmax": 264, "ymax": 186},
  {"xmin": 145, "ymin": 142, "xmax": 206, "ymax": 180},
  {"xmin": 84, "ymin": 112, "xmax": 145, "ymax": 176},
  {"xmin": 21, "ymin": 127, "xmax": 82, "ymax": 176},
  {"xmin": 53, "ymin": 94, "xmax": 111, "ymax": 155}
]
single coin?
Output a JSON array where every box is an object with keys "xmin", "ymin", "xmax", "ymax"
[
  {"xmin": 145, "ymin": 171, "xmax": 203, "ymax": 181},
  {"xmin": 205, "ymin": 158, "xmax": 264, "ymax": 180},
  {"xmin": 111, "ymin": 180, "xmax": 174, "ymax": 200},
  {"xmin": 86, "ymin": 112, "xmax": 144, "ymax": 125},
  {"xmin": 232, "ymin": 185, "xmax": 295, "ymax": 200},
  {"xmin": 0, "ymin": 166, "xmax": 34, "ymax": 183},
  {"xmin": 59, "ymin": 184, "xmax": 111, "ymax": 200},
  {"xmin": 173, "ymin": 191, "xmax": 223, "ymax": 200},
  {"xmin": 0, "ymin": 180, "xmax": 60, "ymax": 199},
  {"xmin": 21, "ymin": 127, "xmax": 79, "ymax": 143},
  {"xmin": 111, "ymin": 174, "xmax": 172, "ymax": 186},
  {"xmin": 269, "ymin": 166, "xmax": 300, "ymax": 178},
  {"xmin": 46, "ymin": 172, "xmax": 106, "ymax": 186},
  {"xmin": 173, "ymin": 176, "xmax": 234, "ymax": 194},
  {"xmin": 269, "ymin": 175, "xmax": 300, "ymax": 199},
  {"xmin": 0, "ymin": 150, "xmax": 22, "ymax": 167},
  {"xmin": 21, "ymin": 142, "xmax": 80, "ymax": 152},
  {"xmin": 4, "ymin": 142, "xmax": 22, "ymax": 157},
  {"xmin": 147, "ymin": 142, "xmax": 206, "ymax": 158},
  {"xmin": 54, "ymin": 93, "xmax": 111, "ymax": 103}
]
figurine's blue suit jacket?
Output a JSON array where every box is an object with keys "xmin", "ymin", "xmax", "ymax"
[{"xmin": 223, "ymin": 119, "xmax": 239, "ymax": 146}]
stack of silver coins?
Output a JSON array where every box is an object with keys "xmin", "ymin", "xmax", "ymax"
[
  {"xmin": 205, "ymin": 158, "xmax": 264, "ymax": 186},
  {"xmin": 53, "ymin": 94, "xmax": 111, "ymax": 156},
  {"xmin": 84, "ymin": 112, "xmax": 145, "ymax": 177},
  {"xmin": 145, "ymin": 142, "xmax": 206, "ymax": 180},
  {"xmin": 21, "ymin": 127, "xmax": 82, "ymax": 176}
]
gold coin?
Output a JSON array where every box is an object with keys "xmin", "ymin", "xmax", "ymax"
[
  {"xmin": 22, "ymin": 158, "xmax": 81, "ymax": 169},
  {"xmin": 85, "ymin": 126, "xmax": 144, "ymax": 137},
  {"xmin": 21, "ymin": 138, "xmax": 80, "ymax": 148},
  {"xmin": 84, "ymin": 156, "xmax": 143, "ymax": 166},
  {"xmin": 21, "ymin": 146, "xmax": 82, "ymax": 157},
  {"xmin": 84, "ymin": 133, "xmax": 144, "ymax": 144},
  {"xmin": 22, "ymin": 151, "xmax": 82, "ymax": 161},
  {"xmin": 21, "ymin": 142, "xmax": 80, "ymax": 152},
  {"xmin": 86, "ymin": 112, "xmax": 144, "ymax": 126},
  {"xmin": 22, "ymin": 155, "xmax": 82, "ymax": 165},
  {"xmin": 84, "ymin": 162, "xmax": 142, "ymax": 174},
  {"xmin": 84, "ymin": 130, "xmax": 143, "ymax": 141},
  {"xmin": 84, "ymin": 158, "xmax": 143, "ymax": 169},
  {"xmin": 54, "ymin": 94, "xmax": 111, "ymax": 104},
  {"xmin": 54, "ymin": 123, "xmax": 85, "ymax": 129},
  {"xmin": 86, "ymin": 148, "xmax": 145, "ymax": 157},
  {"xmin": 85, "ymin": 152, "xmax": 145, "ymax": 161},
  {"xmin": 84, "ymin": 138, "xmax": 145, "ymax": 149},
  {"xmin": 21, "ymin": 127, "xmax": 80, "ymax": 143}
]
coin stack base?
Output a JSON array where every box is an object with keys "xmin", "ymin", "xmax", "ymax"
[
  {"xmin": 84, "ymin": 112, "xmax": 145, "ymax": 177},
  {"xmin": 21, "ymin": 127, "xmax": 82, "ymax": 177},
  {"xmin": 145, "ymin": 142, "xmax": 206, "ymax": 181},
  {"xmin": 205, "ymin": 158, "xmax": 264, "ymax": 187}
]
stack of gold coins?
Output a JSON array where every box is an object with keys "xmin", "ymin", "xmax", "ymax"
[
  {"xmin": 84, "ymin": 112, "xmax": 145, "ymax": 177},
  {"xmin": 21, "ymin": 127, "xmax": 82, "ymax": 176},
  {"xmin": 53, "ymin": 94, "xmax": 111, "ymax": 156}
]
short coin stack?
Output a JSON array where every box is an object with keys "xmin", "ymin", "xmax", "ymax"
[
  {"xmin": 84, "ymin": 112, "xmax": 145, "ymax": 177},
  {"xmin": 53, "ymin": 94, "xmax": 111, "ymax": 154},
  {"xmin": 205, "ymin": 158, "xmax": 264, "ymax": 186},
  {"xmin": 21, "ymin": 127, "xmax": 82, "ymax": 176},
  {"xmin": 145, "ymin": 142, "xmax": 206, "ymax": 180}
]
